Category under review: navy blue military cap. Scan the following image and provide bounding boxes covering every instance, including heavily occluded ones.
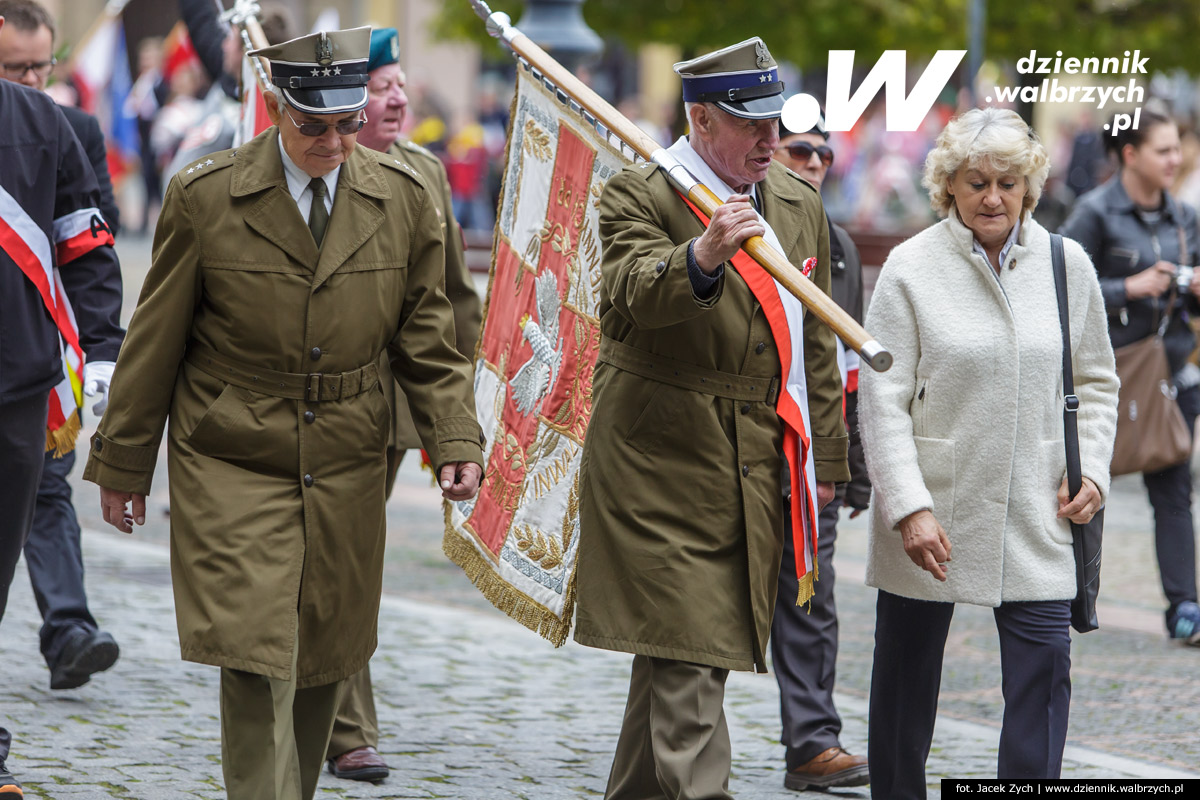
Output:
[675,37,785,120]
[250,26,371,115]
[369,27,400,72]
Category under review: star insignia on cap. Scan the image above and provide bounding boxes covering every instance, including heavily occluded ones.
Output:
[759,73,769,83]
[322,67,331,77]
[311,68,320,77]
[333,67,341,75]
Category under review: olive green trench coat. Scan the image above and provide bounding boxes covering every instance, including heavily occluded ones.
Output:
[574,160,849,673]
[83,130,483,687]
[380,139,482,452]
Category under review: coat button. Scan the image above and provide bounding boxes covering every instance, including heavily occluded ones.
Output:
[755,342,766,354]
[303,474,314,487]
[742,464,750,477]
[94,438,103,451]
[740,404,750,415]
[303,411,315,424]
[310,347,322,360]
[655,260,666,274]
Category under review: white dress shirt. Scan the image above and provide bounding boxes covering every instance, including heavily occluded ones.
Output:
[277,137,339,221]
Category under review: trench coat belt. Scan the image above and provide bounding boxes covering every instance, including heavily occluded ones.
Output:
[598,336,779,403]
[185,342,381,403]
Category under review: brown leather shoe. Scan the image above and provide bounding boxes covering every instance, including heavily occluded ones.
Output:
[784,746,869,791]
[327,746,389,782]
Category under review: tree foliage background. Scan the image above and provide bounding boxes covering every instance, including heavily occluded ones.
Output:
[436,0,1200,74]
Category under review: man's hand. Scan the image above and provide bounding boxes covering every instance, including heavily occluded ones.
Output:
[1057,476,1102,524]
[692,195,764,275]
[816,480,835,510]
[439,461,482,502]
[898,509,952,582]
[100,487,146,534]
[1124,261,1175,300]
[83,361,116,416]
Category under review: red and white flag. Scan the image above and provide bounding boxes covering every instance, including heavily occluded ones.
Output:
[0,185,110,454]
[442,70,628,644]
[235,53,272,146]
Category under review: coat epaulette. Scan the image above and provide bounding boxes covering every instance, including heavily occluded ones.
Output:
[176,149,238,187]
[630,160,662,180]
[398,138,437,161]
[373,148,427,189]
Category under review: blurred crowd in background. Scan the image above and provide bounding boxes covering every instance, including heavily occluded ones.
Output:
[31,1,1200,252]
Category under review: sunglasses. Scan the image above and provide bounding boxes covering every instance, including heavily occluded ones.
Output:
[283,106,365,137]
[779,141,834,167]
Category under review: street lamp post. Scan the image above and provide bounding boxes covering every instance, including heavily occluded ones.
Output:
[516,0,603,71]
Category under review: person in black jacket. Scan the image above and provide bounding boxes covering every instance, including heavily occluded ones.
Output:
[0,18,124,796]
[1060,108,1200,646]
[769,113,871,791]
[0,0,126,699]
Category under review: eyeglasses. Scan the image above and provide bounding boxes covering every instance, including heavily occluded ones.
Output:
[779,141,834,167]
[2,58,56,80]
[282,106,365,137]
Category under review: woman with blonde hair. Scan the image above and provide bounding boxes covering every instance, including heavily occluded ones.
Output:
[859,107,1119,797]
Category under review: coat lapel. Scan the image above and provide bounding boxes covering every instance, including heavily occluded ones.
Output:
[761,165,811,263]
[311,145,390,290]
[231,130,320,271]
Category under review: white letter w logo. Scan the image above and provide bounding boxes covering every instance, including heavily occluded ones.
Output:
[784,50,965,133]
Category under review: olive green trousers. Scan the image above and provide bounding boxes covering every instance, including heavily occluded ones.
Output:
[219,625,344,800]
[326,664,379,758]
[605,655,734,800]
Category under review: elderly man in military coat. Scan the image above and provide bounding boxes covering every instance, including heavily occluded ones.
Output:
[321,26,484,783]
[83,27,483,800]
[574,38,849,800]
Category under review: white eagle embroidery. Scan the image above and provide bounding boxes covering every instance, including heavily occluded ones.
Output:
[510,270,563,415]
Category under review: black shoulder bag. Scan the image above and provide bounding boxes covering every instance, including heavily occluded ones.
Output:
[1050,232,1102,633]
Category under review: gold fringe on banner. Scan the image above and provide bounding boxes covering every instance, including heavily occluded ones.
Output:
[442,506,577,647]
[45,413,81,458]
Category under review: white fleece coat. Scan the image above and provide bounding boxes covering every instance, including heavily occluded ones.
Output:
[860,214,1118,605]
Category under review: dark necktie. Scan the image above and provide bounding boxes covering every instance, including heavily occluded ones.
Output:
[308,177,329,247]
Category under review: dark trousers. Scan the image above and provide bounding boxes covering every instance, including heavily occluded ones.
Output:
[0,391,51,762]
[26,446,99,667]
[1143,383,1200,612]
[771,498,842,768]
[868,591,1072,799]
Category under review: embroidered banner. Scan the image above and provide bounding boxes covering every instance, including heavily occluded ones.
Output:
[443,71,629,645]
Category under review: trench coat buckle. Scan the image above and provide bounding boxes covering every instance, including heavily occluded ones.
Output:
[307,373,324,402]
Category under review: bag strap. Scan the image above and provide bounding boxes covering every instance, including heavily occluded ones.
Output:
[1051,233,1084,500]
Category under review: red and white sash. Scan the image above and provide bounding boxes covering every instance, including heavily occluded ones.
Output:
[666,137,821,604]
[0,183,110,454]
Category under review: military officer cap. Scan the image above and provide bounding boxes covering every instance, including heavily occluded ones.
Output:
[250,26,371,115]
[368,27,401,72]
[675,37,785,120]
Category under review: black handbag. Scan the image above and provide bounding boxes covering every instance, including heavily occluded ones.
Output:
[1050,233,1102,633]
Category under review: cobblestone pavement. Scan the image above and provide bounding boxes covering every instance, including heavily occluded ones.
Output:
[3,236,1198,798]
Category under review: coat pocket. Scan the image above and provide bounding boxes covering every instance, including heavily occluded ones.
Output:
[187,383,253,457]
[1040,438,1073,544]
[913,436,955,532]
[623,382,684,457]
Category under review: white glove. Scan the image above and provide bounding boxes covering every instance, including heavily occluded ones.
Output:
[83,361,116,416]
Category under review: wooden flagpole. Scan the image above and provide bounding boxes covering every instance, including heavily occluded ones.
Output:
[467,1,891,372]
